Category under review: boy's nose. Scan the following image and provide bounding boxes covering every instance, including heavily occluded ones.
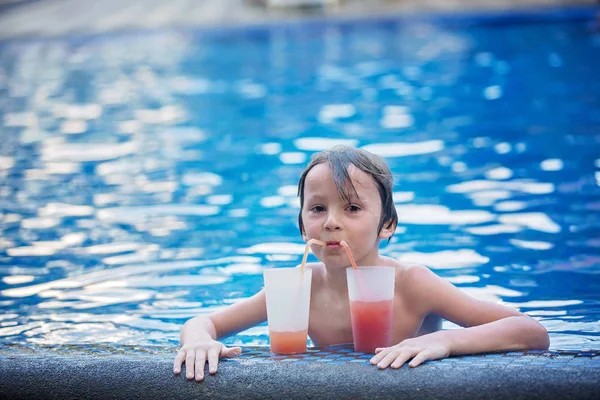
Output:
[324,213,342,231]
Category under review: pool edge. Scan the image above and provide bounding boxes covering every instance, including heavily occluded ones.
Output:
[0,3,598,44]
[1,344,599,399]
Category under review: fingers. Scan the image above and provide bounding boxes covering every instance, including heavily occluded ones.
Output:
[390,351,414,369]
[205,344,242,376]
[370,347,389,365]
[372,340,443,370]
[207,348,219,375]
[173,349,186,374]
[177,343,243,381]
[377,351,403,369]
[372,349,434,369]
[221,345,242,358]
[194,350,207,381]
[409,350,432,368]
[371,346,420,370]
[185,350,196,380]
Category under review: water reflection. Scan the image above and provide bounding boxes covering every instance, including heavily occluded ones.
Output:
[0,17,599,350]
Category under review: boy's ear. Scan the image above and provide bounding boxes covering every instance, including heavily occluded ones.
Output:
[301,231,307,242]
[378,220,396,240]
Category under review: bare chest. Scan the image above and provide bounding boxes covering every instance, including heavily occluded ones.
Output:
[307,296,354,347]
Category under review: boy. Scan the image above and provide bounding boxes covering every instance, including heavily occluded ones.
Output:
[174,145,549,381]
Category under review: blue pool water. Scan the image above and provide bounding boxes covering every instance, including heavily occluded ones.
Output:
[0,8,599,350]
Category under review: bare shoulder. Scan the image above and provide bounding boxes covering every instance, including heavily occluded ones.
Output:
[379,257,437,317]
[381,257,437,289]
[386,259,442,308]
[398,264,438,288]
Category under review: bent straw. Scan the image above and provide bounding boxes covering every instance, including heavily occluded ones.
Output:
[294,239,325,311]
[300,239,326,271]
[340,240,373,299]
[340,241,358,270]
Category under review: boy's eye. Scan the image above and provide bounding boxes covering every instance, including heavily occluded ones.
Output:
[310,205,326,212]
[347,204,361,213]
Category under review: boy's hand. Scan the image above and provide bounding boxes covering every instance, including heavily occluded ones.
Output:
[370,334,450,369]
[173,340,242,381]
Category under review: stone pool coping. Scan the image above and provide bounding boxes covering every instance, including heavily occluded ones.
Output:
[0,0,598,39]
[1,343,599,399]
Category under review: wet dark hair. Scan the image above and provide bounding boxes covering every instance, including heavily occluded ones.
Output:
[297,145,398,241]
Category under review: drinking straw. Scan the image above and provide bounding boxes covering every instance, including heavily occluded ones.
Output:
[300,239,326,271]
[340,241,358,270]
[340,240,373,299]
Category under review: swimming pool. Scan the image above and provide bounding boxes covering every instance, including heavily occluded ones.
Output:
[0,6,599,352]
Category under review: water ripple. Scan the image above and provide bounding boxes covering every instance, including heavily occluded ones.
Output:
[0,16,598,350]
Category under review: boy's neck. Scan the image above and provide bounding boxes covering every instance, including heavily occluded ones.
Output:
[323,266,350,295]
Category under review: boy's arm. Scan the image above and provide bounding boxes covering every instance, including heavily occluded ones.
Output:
[209,289,268,340]
[180,289,267,344]
[432,314,548,356]
[174,289,267,380]
[372,266,549,369]
[417,266,549,352]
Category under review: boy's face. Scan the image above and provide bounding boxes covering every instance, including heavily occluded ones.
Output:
[301,162,393,268]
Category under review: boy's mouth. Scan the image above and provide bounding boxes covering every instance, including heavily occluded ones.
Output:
[326,241,341,248]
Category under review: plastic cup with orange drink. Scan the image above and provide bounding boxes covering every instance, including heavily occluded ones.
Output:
[263,239,325,354]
